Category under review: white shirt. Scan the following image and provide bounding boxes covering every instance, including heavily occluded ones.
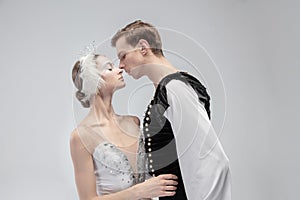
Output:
[164,80,231,200]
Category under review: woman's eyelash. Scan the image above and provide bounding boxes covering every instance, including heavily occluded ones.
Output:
[105,63,114,70]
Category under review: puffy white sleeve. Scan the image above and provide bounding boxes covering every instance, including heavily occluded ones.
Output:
[164,80,231,200]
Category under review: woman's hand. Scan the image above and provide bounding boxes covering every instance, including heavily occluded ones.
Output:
[135,174,178,199]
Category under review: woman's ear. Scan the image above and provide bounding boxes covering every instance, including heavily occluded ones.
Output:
[138,39,150,55]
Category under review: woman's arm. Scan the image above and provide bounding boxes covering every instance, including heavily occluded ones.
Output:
[70,129,177,200]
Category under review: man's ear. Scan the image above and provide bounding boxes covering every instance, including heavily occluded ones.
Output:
[138,39,150,55]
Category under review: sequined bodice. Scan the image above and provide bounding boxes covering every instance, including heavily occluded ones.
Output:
[92,139,146,195]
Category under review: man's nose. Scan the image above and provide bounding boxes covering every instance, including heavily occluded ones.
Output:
[119,61,125,69]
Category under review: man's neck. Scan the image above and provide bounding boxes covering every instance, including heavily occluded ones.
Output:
[144,56,179,88]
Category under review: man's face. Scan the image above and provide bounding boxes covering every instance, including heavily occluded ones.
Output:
[115,36,144,79]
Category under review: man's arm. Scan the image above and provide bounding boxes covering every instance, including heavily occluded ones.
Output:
[164,80,231,200]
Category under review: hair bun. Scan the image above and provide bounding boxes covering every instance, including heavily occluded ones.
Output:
[75,90,90,108]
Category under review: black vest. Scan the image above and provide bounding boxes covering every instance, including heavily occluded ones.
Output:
[142,72,210,200]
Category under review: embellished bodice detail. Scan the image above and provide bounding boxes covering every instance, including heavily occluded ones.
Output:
[92,136,147,195]
[143,100,178,175]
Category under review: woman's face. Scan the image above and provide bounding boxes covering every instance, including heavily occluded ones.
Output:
[96,55,125,93]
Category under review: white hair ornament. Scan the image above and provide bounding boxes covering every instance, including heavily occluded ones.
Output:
[76,41,105,103]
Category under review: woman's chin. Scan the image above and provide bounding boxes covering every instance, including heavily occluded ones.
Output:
[116,83,126,90]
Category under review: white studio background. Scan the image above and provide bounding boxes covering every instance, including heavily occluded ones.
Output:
[0,0,299,200]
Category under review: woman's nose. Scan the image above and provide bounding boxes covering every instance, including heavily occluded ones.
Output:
[118,68,123,74]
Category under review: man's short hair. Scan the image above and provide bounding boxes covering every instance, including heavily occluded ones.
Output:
[111,20,164,56]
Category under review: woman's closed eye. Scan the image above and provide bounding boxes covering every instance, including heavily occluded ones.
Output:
[105,62,114,71]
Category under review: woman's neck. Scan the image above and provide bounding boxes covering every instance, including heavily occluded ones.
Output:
[87,93,116,125]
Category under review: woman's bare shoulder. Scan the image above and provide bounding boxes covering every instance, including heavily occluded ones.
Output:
[119,115,140,126]
[130,115,140,126]
[70,127,85,148]
[70,126,95,148]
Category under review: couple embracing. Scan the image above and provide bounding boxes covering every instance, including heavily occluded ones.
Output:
[70,20,231,200]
